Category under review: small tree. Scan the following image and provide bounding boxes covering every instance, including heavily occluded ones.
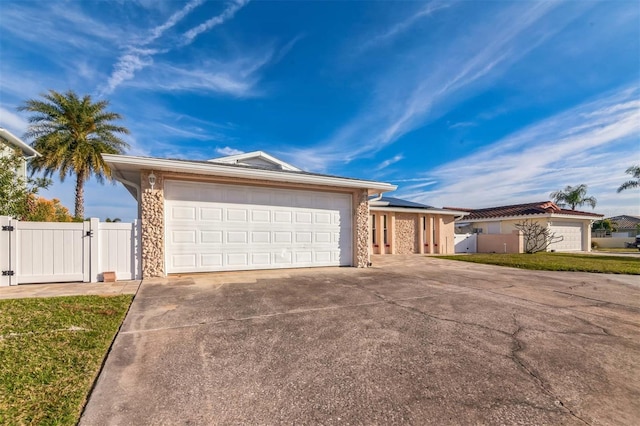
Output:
[25,196,74,222]
[0,153,50,219]
[515,219,564,253]
[550,184,597,210]
[617,165,640,193]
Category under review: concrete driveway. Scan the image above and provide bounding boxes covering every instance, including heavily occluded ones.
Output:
[81,256,640,425]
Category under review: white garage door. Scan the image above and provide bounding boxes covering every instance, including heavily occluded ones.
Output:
[164,180,353,273]
[548,222,583,252]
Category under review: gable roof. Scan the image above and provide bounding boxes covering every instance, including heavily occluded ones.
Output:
[208,151,300,171]
[103,154,397,200]
[447,201,603,221]
[370,196,435,209]
[607,215,640,229]
[0,128,40,157]
[369,195,469,216]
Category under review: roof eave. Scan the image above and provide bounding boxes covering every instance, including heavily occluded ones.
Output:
[370,206,470,216]
[0,128,40,157]
[103,154,397,193]
[460,212,603,222]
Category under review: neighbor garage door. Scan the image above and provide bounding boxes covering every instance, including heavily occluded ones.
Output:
[548,222,583,251]
[164,180,353,273]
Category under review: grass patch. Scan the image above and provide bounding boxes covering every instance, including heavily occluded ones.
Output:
[0,295,133,425]
[438,252,640,275]
[594,247,640,253]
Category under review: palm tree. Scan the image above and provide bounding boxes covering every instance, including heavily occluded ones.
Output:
[19,90,130,219]
[550,184,597,210]
[617,165,640,193]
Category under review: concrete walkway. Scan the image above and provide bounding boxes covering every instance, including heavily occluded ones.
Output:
[0,280,140,299]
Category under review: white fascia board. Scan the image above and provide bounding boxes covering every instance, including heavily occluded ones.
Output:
[370,206,469,216]
[548,213,603,220]
[460,213,602,223]
[0,128,40,157]
[103,154,396,193]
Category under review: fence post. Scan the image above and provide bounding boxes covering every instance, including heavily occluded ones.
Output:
[0,216,11,286]
[133,219,141,280]
[82,220,91,282]
[89,218,100,282]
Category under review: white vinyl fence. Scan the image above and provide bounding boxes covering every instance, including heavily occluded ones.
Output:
[454,233,477,253]
[0,216,140,286]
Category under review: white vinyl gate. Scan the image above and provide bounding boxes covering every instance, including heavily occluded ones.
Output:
[0,216,140,286]
[454,233,477,253]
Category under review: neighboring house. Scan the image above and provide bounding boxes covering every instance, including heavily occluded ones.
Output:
[104,151,396,277]
[606,215,640,237]
[451,201,603,252]
[0,128,40,180]
[369,196,467,255]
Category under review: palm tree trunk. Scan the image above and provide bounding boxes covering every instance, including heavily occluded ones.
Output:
[75,174,85,220]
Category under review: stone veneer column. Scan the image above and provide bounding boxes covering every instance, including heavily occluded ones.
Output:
[141,170,165,277]
[354,189,370,267]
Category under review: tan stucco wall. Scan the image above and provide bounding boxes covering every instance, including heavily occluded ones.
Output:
[141,170,165,278]
[436,216,455,254]
[395,212,417,254]
[477,231,523,253]
[370,211,457,256]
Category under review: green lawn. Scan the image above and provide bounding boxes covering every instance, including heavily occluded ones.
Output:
[594,247,640,253]
[0,295,133,425]
[438,252,640,275]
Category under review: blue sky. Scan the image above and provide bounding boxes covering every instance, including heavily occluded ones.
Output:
[1,0,638,222]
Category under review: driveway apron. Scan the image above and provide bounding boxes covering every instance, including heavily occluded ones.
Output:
[80,256,640,425]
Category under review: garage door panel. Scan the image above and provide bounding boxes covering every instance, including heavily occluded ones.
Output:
[251,210,271,222]
[251,253,271,265]
[227,209,248,222]
[274,211,292,223]
[295,211,312,224]
[201,253,223,267]
[170,206,196,220]
[200,208,222,221]
[171,230,196,244]
[548,222,583,251]
[172,254,197,268]
[251,231,270,243]
[165,180,352,273]
[201,231,222,244]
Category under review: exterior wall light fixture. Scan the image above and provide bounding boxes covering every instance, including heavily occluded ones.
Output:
[149,171,156,190]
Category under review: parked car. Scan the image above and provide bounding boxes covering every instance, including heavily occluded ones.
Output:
[626,235,640,251]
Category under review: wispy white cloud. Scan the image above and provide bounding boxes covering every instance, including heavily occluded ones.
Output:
[182,0,250,44]
[125,56,263,96]
[0,106,29,135]
[287,1,577,171]
[0,3,127,53]
[449,121,476,129]
[376,154,404,170]
[102,0,250,95]
[404,87,640,216]
[361,1,451,50]
[215,146,244,156]
[104,49,160,95]
[145,0,206,44]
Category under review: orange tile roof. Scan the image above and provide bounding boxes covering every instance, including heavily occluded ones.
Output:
[446,201,603,220]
